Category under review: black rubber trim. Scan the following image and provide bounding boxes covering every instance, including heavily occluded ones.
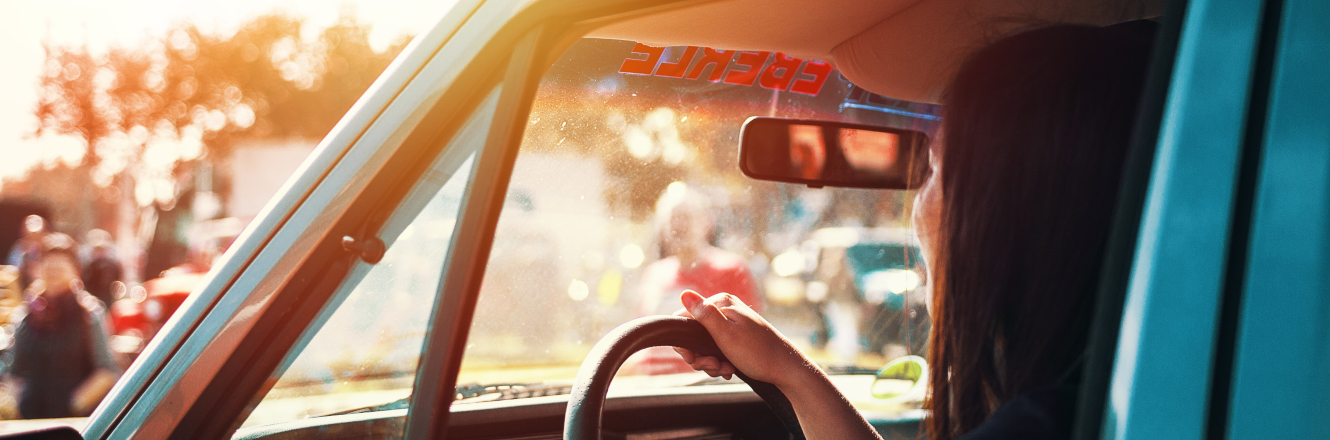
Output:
[1070,1,1191,439]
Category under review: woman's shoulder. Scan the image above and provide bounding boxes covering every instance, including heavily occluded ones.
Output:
[960,383,1078,440]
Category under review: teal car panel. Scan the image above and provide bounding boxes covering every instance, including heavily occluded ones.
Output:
[1105,0,1265,439]
[1226,0,1330,438]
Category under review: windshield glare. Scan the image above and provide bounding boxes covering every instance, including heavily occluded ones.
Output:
[235,39,940,430]
[457,38,938,403]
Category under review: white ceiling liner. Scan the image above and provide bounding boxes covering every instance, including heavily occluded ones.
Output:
[590,0,1162,103]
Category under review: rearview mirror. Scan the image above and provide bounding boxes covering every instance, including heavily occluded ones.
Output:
[739,117,930,189]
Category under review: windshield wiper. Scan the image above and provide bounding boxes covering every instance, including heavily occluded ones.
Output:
[317,396,410,417]
[821,365,879,376]
[315,382,574,418]
[454,382,572,401]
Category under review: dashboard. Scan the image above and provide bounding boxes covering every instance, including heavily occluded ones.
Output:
[233,386,922,440]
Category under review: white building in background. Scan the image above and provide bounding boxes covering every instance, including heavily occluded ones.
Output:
[225,138,319,221]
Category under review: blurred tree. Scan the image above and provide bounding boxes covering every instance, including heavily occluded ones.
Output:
[35,12,409,174]
[24,11,410,279]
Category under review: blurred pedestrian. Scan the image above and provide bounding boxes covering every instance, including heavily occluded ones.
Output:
[81,229,124,305]
[0,265,23,337]
[5,215,48,290]
[628,186,760,375]
[638,187,761,317]
[6,233,121,419]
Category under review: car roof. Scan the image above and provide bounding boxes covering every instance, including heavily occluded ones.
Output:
[589,0,1163,103]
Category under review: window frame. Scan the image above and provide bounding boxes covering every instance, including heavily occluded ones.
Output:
[234,89,494,431]
[1099,0,1280,439]
[82,0,509,437]
[1223,0,1330,437]
[82,1,711,439]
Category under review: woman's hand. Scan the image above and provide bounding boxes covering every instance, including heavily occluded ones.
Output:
[673,290,883,440]
[672,290,813,388]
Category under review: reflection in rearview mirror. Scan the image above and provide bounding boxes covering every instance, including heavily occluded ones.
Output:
[739,117,930,189]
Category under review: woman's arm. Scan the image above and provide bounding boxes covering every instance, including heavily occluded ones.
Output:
[675,290,882,440]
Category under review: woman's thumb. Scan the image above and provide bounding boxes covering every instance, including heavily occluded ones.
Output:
[681,290,719,324]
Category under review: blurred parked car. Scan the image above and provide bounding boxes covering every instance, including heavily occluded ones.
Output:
[785,227,929,360]
[108,218,243,356]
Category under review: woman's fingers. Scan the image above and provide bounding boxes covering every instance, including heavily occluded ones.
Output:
[674,347,696,363]
[688,356,736,376]
[681,290,738,325]
[701,367,735,379]
[691,356,721,371]
[676,347,737,375]
[701,361,735,378]
[676,291,780,382]
[711,292,745,308]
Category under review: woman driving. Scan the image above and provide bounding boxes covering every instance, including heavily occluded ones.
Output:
[674,23,1156,440]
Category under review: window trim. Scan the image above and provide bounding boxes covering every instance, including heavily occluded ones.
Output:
[89,0,715,437]
[86,0,519,437]
[233,88,495,430]
[404,26,550,440]
[81,0,495,435]
[1101,0,1271,438]
[1071,2,1190,439]
[1223,0,1330,437]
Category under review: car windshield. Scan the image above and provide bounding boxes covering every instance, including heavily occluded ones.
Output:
[456,38,938,413]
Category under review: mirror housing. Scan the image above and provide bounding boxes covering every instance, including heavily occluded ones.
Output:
[739,117,930,189]
[871,355,929,401]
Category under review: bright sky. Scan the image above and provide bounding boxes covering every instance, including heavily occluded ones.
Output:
[0,0,460,182]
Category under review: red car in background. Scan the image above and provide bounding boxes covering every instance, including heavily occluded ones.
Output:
[109,218,242,356]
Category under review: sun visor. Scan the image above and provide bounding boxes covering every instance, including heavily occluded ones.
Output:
[833,0,1163,103]
[591,0,1162,103]
[590,0,925,60]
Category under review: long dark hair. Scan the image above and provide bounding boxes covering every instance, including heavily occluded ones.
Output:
[925,24,1155,439]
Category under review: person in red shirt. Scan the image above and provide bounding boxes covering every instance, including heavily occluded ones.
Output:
[628,187,760,375]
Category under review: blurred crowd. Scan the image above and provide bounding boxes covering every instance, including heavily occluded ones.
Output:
[0,213,238,420]
[0,215,124,419]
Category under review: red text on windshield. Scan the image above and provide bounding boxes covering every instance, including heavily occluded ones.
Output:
[619,43,833,96]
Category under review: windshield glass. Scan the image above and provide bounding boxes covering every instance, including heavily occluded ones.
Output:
[458,38,938,414]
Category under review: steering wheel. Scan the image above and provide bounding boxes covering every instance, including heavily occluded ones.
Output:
[563,315,806,440]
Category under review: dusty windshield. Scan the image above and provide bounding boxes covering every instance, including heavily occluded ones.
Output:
[458,38,938,413]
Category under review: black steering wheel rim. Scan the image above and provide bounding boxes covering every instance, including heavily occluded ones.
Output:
[563,315,805,440]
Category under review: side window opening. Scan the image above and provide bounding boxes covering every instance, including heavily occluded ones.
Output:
[231,87,501,436]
